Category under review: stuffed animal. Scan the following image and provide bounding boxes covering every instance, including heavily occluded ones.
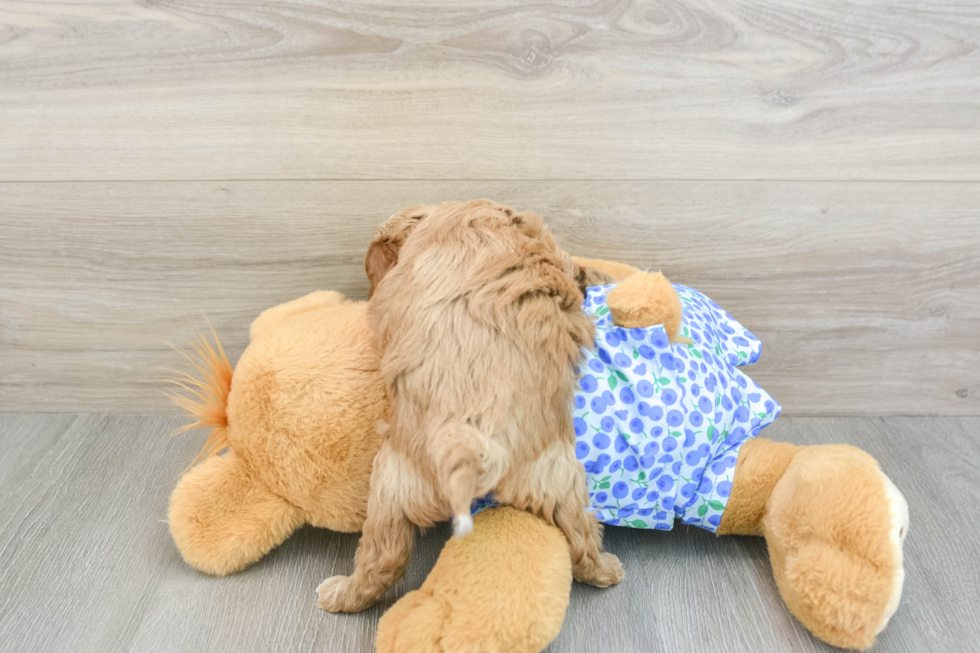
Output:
[168,259,907,652]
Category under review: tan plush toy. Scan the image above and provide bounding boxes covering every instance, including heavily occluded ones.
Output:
[169,259,907,652]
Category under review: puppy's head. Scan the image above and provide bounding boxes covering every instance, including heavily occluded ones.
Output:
[366,200,613,299]
[467,201,614,294]
[365,205,434,297]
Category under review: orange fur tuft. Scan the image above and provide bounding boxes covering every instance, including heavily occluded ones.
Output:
[166,325,233,467]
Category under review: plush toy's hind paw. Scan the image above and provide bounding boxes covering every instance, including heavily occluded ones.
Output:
[873,472,909,636]
[764,445,909,650]
[375,588,456,653]
[376,507,571,653]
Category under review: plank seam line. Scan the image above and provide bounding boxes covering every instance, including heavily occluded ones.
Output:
[2,178,979,184]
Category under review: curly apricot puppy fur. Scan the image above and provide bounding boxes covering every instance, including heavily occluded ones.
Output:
[366,205,614,298]
[317,200,624,613]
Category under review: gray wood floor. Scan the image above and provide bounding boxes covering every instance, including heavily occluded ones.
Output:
[0,414,977,653]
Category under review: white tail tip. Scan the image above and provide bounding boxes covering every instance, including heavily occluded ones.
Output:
[453,513,473,538]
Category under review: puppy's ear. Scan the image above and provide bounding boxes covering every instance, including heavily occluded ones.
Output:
[574,263,616,295]
[365,237,400,298]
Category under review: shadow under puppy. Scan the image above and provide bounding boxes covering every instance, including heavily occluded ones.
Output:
[317,199,625,612]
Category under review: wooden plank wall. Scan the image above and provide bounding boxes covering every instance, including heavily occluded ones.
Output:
[1,1,978,415]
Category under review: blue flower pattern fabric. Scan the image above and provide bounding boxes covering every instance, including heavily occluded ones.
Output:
[574,284,780,532]
[470,283,780,533]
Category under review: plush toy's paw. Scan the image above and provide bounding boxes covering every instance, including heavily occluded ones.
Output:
[376,507,572,653]
[168,451,304,576]
[316,575,377,613]
[375,589,446,653]
[573,551,625,588]
[763,445,909,650]
[874,471,910,636]
[606,271,685,342]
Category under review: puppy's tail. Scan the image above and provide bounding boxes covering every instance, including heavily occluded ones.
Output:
[435,422,504,538]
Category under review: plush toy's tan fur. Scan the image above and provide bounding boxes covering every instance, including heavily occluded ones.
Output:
[169,255,906,652]
[168,292,386,575]
[572,257,686,343]
[376,507,572,653]
[168,329,233,463]
[719,440,908,650]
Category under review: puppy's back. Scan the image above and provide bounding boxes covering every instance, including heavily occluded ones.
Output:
[369,200,593,532]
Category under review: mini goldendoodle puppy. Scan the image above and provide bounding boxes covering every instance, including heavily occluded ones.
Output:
[317,200,624,613]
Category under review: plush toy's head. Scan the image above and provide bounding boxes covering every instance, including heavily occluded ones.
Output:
[168,292,387,576]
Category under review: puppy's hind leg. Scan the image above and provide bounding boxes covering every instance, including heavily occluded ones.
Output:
[513,443,625,588]
[316,443,418,613]
[556,487,624,587]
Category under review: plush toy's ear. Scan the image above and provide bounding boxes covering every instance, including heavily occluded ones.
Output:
[365,237,401,298]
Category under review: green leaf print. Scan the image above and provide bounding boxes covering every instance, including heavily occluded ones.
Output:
[709,500,725,510]
[629,520,647,528]
[707,425,715,442]
[614,370,629,382]
[599,482,611,490]
[690,348,703,359]
[608,375,618,390]
[698,504,709,517]
[596,305,610,315]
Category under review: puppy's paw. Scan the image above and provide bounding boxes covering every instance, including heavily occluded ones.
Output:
[574,551,625,588]
[316,575,350,612]
[316,575,376,613]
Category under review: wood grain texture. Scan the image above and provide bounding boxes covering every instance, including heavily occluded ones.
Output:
[1,1,979,181]
[2,180,978,415]
[0,415,977,652]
